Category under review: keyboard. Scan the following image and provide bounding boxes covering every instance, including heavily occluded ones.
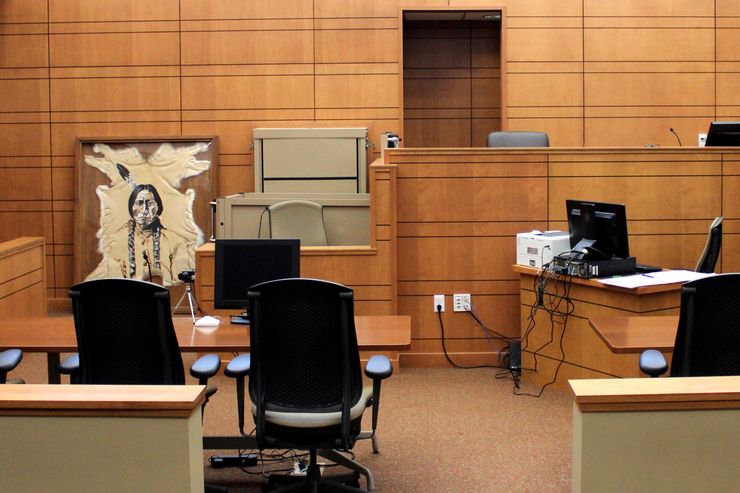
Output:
[635,263,662,274]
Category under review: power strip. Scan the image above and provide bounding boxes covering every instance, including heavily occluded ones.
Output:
[209,454,258,468]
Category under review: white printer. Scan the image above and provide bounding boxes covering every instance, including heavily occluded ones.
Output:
[516,231,571,268]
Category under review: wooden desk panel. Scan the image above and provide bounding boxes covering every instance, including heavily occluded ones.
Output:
[515,265,681,390]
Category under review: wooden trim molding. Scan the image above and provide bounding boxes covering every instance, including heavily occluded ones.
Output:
[0,385,206,418]
[570,376,740,412]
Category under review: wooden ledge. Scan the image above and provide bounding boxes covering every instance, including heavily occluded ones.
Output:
[0,237,44,260]
[0,385,206,418]
[570,376,740,412]
[196,243,376,256]
[513,264,684,295]
[300,245,377,256]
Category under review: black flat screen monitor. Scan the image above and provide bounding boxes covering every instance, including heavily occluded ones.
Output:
[214,239,300,323]
[705,122,740,146]
[566,200,630,260]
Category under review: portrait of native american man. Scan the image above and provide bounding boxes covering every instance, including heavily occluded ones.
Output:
[83,142,211,286]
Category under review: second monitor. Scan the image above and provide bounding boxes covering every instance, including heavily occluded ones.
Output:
[214,238,300,324]
[566,199,629,260]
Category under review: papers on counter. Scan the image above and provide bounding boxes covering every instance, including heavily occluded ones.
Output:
[597,270,714,289]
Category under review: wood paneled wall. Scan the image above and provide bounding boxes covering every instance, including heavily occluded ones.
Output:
[388,147,739,367]
[403,20,501,148]
[0,0,739,307]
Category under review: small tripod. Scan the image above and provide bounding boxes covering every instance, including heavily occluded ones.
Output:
[174,270,198,322]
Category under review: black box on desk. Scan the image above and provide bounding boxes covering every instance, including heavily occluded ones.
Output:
[553,256,636,279]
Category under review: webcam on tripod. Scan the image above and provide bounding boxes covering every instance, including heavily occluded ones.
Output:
[178,270,195,283]
[174,270,198,321]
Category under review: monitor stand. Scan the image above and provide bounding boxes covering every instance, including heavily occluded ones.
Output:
[572,238,596,255]
[230,312,250,325]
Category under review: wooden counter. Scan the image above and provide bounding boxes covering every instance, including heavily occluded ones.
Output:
[571,376,740,492]
[0,385,206,492]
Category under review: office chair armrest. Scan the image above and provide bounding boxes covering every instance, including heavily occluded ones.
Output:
[0,348,22,374]
[364,355,392,380]
[639,349,668,377]
[190,353,221,381]
[363,355,392,449]
[58,353,79,375]
[224,354,251,435]
[224,353,251,378]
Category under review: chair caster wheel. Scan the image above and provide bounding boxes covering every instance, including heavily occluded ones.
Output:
[345,472,361,487]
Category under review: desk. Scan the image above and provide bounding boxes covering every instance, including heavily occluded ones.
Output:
[0,315,411,383]
[589,316,678,353]
[514,265,681,389]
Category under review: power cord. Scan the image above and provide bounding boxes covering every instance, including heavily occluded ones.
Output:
[436,308,507,370]
[257,206,269,238]
[515,260,576,397]
[463,303,524,384]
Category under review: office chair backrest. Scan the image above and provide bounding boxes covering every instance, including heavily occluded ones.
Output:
[670,274,740,377]
[487,131,549,147]
[247,278,362,447]
[695,216,723,273]
[69,278,185,385]
[268,200,328,246]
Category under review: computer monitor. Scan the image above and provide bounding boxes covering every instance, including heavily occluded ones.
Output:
[705,122,740,146]
[566,200,629,260]
[214,238,300,323]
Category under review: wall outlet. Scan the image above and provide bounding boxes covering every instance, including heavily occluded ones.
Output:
[453,293,471,312]
[433,294,445,312]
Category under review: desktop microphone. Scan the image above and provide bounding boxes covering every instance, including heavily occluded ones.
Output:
[669,128,683,146]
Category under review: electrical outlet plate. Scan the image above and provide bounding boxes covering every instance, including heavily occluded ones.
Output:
[433,294,445,312]
[453,293,471,312]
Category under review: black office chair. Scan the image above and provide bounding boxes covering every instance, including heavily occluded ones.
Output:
[0,348,22,384]
[695,216,723,273]
[63,278,220,391]
[487,131,549,147]
[640,274,740,377]
[224,278,393,492]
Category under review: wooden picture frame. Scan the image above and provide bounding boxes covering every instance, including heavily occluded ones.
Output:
[74,136,218,286]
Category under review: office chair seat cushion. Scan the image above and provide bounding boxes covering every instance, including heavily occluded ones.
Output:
[639,349,668,377]
[253,385,372,428]
[0,348,22,372]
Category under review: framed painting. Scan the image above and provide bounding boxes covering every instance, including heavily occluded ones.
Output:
[74,136,218,287]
